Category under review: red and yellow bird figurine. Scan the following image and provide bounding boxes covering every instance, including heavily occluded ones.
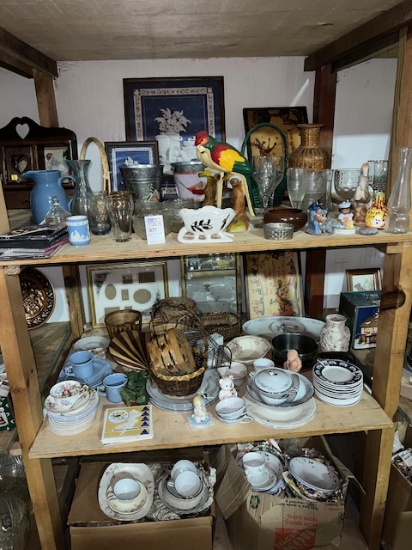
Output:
[195,131,255,217]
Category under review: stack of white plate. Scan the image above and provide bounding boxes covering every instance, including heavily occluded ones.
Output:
[312,359,363,407]
[288,456,341,498]
[45,388,99,435]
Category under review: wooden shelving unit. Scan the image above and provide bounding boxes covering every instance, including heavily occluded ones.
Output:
[0,227,411,549]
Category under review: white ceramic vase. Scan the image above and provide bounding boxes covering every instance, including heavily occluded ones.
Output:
[319,314,350,352]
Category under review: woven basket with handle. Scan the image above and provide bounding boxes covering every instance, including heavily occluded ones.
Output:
[80,136,111,193]
[147,305,208,396]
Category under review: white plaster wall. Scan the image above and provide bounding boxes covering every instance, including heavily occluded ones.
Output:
[0,57,314,322]
[323,57,398,309]
[0,55,398,319]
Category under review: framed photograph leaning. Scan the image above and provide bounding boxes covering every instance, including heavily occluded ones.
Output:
[86,261,168,327]
[104,141,159,191]
[346,268,382,292]
[123,76,225,170]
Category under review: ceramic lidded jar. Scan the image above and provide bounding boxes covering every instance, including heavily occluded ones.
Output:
[319,314,351,352]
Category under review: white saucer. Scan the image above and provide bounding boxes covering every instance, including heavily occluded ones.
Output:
[98,463,154,521]
[107,483,148,515]
[247,467,277,492]
[74,336,110,353]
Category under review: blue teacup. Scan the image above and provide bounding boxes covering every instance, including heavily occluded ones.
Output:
[98,373,128,403]
[65,350,94,380]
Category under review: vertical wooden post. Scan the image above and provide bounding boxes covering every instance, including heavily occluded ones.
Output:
[33,69,59,127]
[305,65,337,317]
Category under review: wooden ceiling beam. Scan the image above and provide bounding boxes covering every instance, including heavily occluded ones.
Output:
[0,26,57,78]
[304,0,412,72]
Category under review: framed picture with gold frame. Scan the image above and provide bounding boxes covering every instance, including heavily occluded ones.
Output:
[346,268,382,292]
[242,106,308,160]
[86,261,168,327]
[244,251,304,319]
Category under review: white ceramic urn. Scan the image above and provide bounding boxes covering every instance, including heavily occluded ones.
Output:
[319,314,351,352]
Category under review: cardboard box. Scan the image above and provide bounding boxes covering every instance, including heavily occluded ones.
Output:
[68,462,213,550]
[339,291,381,350]
[382,461,412,550]
[213,437,353,550]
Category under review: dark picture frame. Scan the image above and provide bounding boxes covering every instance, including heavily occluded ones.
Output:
[123,76,225,170]
[346,268,382,292]
[0,116,78,209]
[105,140,159,191]
[242,106,308,161]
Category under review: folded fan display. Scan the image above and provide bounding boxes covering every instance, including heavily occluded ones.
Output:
[312,359,363,406]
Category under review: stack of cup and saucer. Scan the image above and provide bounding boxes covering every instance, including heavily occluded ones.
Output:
[241,451,279,493]
[98,463,154,521]
[215,396,252,425]
[158,460,209,514]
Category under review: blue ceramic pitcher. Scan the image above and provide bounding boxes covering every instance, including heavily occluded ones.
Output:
[26,170,73,224]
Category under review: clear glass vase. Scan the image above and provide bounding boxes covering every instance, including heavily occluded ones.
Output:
[66,159,93,217]
[385,147,412,234]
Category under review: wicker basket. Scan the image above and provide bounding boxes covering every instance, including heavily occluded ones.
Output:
[104,310,143,339]
[152,297,197,322]
[147,306,208,396]
[80,136,111,193]
[203,312,242,341]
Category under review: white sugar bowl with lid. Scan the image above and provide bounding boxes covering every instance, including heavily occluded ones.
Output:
[252,368,294,405]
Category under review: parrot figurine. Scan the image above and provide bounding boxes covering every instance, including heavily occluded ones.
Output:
[195,131,255,217]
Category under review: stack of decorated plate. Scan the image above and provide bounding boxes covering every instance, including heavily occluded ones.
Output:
[312,359,363,407]
[287,456,341,500]
[44,381,99,435]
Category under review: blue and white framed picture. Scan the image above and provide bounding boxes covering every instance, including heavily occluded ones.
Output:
[123,76,225,171]
[105,141,159,191]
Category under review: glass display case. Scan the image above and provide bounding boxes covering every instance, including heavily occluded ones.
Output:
[181,253,241,315]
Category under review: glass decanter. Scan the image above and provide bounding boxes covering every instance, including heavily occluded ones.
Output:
[44,195,71,226]
[66,159,93,217]
[385,147,412,234]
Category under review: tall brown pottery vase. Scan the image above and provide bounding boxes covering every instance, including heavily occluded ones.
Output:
[288,124,330,172]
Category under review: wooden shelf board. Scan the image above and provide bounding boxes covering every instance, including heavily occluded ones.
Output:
[29,389,392,460]
[0,322,71,455]
[2,229,412,267]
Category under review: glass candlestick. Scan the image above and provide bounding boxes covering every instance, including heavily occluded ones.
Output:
[385,147,412,234]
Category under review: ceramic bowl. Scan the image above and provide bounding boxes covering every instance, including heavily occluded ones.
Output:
[253,368,293,395]
[174,470,202,498]
[171,460,198,481]
[48,380,85,412]
[272,333,318,370]
[263,208,308,232]
[215,396,246,419]
[225,336,272,367]
[217,362,248,387]
[257,389,290,406]
[177,205,236,242]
